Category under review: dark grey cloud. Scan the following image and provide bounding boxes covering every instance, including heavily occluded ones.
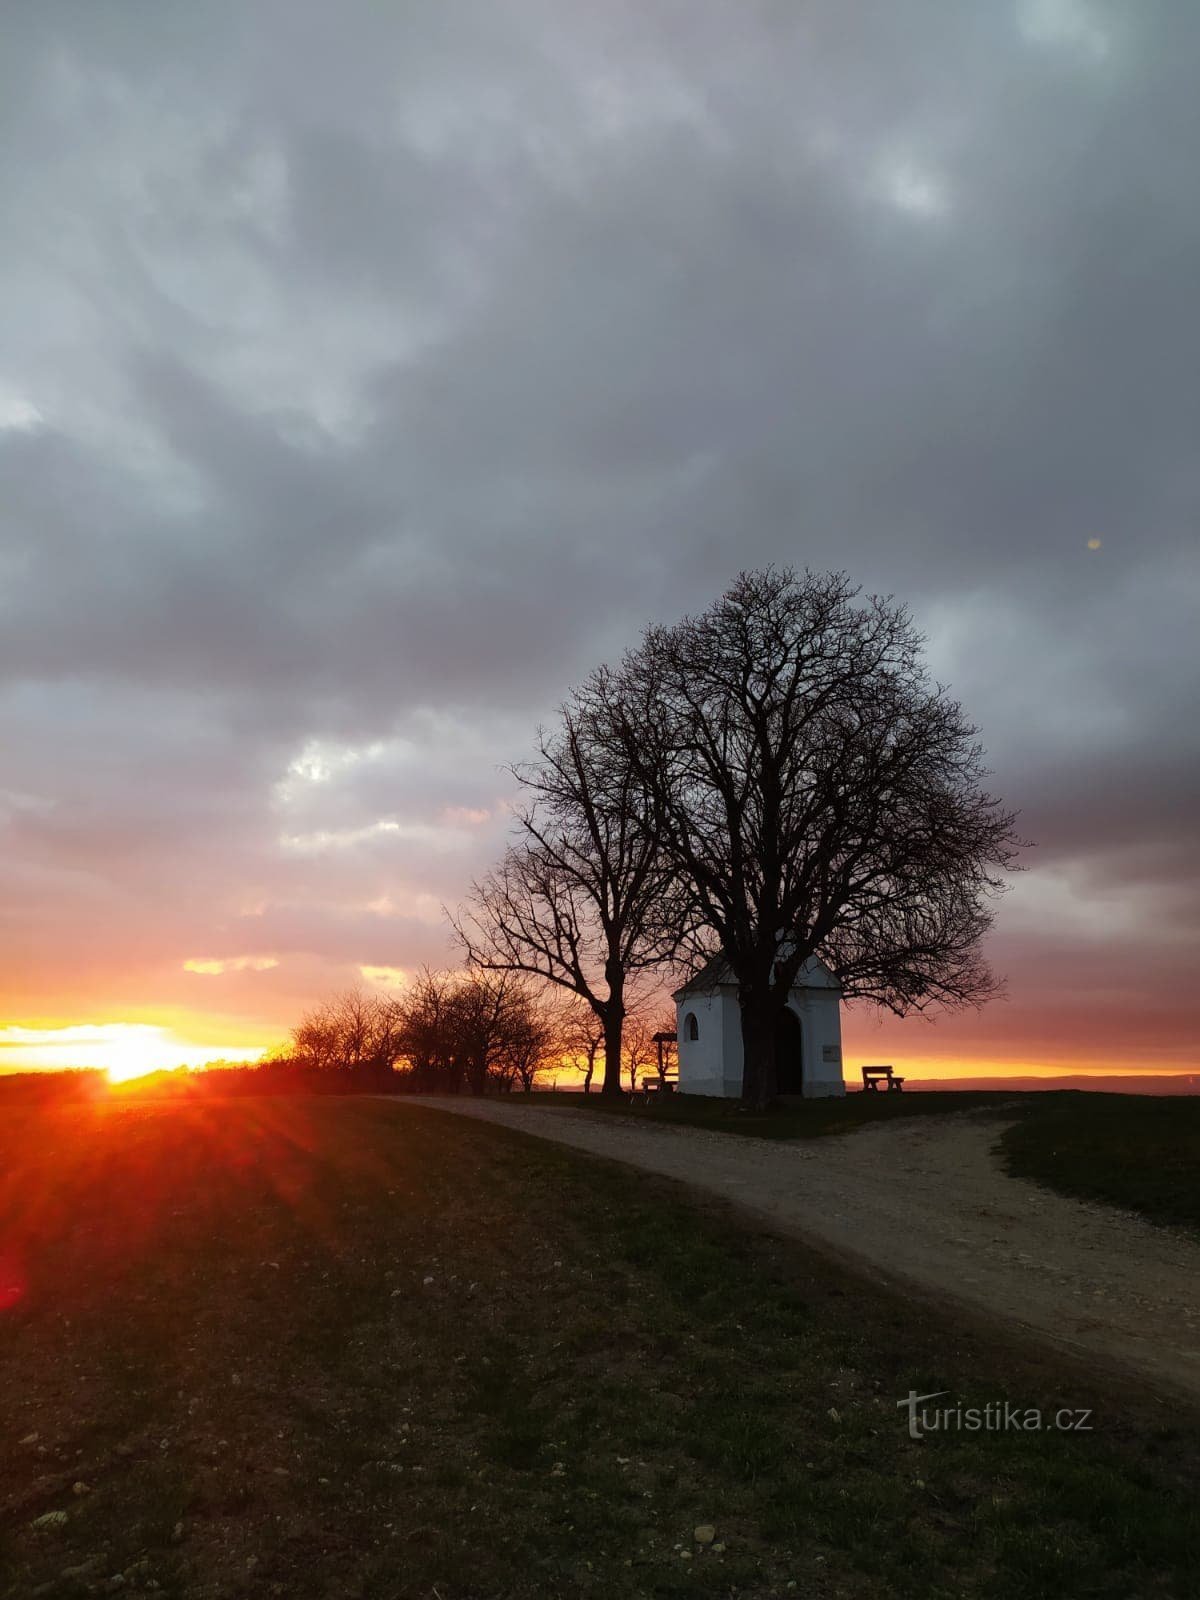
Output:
[1,0,1196,1067]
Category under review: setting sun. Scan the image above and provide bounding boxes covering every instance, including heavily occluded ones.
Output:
[103,1029,177,1083]
[0,1022,265,1083]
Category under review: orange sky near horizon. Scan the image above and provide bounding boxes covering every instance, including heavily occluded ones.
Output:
[0,1016,276,1081]
[2,1000,1194,1086]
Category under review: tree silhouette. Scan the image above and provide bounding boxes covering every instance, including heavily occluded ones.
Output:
[453,700,678,1098]
[596,568,1023,1109]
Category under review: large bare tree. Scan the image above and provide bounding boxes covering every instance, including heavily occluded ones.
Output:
[453,701,678,1098]
[597,568,1023,1109]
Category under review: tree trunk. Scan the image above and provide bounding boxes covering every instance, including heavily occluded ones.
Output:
[600,1006,625,1098]
[739,988,778,1111]
[600,960,627,1099]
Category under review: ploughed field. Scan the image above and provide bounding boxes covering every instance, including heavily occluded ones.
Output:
[1,1096,1197,1599]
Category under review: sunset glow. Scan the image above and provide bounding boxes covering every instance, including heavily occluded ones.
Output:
[0,1001,1195,1090]
[0,1023,268,1083]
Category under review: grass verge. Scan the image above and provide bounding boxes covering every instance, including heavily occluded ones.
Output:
[529,1086,1026,1138]
[1000,1093,1200,1233]
[1,1097,1196,1599]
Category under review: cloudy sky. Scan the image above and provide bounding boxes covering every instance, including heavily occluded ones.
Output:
[1,0,1196,1079]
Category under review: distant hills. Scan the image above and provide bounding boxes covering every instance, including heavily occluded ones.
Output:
[899,1073,1200,1096]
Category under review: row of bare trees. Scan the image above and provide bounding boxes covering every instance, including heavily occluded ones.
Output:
[281,977,673,1095]
[454,567,1023,1109]
[394,970,559,1094]
[283,977,552,1095]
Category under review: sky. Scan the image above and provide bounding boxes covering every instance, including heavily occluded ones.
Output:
[1,0,1196,1082]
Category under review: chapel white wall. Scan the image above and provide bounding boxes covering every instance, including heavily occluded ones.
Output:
[676,980,846,1099]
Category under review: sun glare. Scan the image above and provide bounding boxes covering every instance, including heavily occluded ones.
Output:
[105,1033,173,1083]
[0,1022,265,1082]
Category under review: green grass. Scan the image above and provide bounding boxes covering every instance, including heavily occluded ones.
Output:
[1,1097,1196,1598]
[1000,1093,1200,1233]
[531,1086,1027,1138]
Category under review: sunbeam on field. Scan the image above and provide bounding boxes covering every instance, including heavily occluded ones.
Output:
[0,1023,262,1082]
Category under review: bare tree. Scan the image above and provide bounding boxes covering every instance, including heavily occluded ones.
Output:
[499,990,561,1093]
[621,1010,658,1093]
[393,969,559,1095]
[332,989,404,1082]
[290,988,403,1088]
[559,1002,605,1093]
[444,971,521,1097]
[290,998,343,1073]
[453,700,678,1098]
[599,568,1024,1109]
[396,968,463,1092]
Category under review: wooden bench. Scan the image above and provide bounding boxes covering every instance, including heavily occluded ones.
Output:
[640,1073,678,1100]
[861,1064,905,1093]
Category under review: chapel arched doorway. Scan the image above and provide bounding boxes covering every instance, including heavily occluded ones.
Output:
[775,1007,804,1095]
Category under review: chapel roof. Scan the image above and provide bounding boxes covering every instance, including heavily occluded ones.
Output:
[671,954,730,999]
[672,951,841,1000]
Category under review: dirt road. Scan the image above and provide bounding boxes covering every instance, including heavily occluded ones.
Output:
[390,1097,1200,1402]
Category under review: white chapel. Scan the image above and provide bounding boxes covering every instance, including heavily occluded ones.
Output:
[673,955,846,1098]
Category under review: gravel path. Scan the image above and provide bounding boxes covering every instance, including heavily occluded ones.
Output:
[389,1097,1200,1402]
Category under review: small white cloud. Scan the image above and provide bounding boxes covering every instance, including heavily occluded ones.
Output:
[879,157,949,220]
[443,804,491,826]
[183,955,279,975]
[279,816,474,855]
[272,737,392,806]
[360,965,409,989]
[279,819,408,853]
[1018,0,1111,63]
[0,386,43,431]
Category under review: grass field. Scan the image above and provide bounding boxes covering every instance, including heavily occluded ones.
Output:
[2,1097,1197,1599]
[534,1086,1029,1139]
[1000,1094,1200,1233]
[541,1091,1200,1231]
